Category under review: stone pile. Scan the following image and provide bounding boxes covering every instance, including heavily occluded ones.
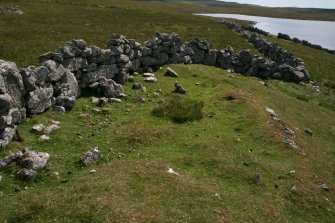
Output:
[0,147,50,182]
[1,31,311,149]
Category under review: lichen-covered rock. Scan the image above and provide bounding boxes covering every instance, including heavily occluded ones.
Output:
[43,60,67,82]
[0,60,25,110]
[16,168,38,182]
[81,65,119,85]
[54,70,79,109]
[26,87,54,114]
[32,124,45,133]
[80,147,101,165]
[44,124,60,135]
[0,151,23,167]
[19,149,50,171]
[0,126,17,150]
[98,77,124,98]
[63,57,88,72]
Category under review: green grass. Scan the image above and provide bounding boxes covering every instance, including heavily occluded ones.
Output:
[0,0,335,222]
[1,64,334,222]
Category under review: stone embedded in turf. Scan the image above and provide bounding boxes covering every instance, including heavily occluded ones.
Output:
[174,82,186,94]
[16,168,37,182]
[165,67,178,77]
[0,151,23,168]
[19,149,50,171]
[80,147,102,165]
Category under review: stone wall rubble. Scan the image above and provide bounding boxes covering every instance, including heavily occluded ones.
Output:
[219,20,309,81]
[0,32,310,149]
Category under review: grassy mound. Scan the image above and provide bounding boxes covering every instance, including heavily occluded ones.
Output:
[152,95,204,123]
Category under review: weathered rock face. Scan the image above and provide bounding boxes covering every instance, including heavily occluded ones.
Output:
[0,60,26,150]
[0,60,25,111]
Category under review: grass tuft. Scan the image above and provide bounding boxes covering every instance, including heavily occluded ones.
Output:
[152,94,204,123]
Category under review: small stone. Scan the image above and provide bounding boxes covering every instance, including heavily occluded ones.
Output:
[288,170,296,175]
[44,124,60,135]
[0,175,2,183]
[142,73,155,77]
[195,82,200,85]
[39,135,50,141]
[214,193,221,199]
[284,127,295,136]
[50,120,61,125]
[0,151,23,168]
[80,147,101,165]
[78,113,93,119]
[305,128,313,136]
[15,186,21,192]
[144,76,158,83]
[254,172,262,185]
[92,97,99,104]
[128,76,134,82]
[98,97,109,106]
[167,168,180,176]
[319,183,330,192]
[32,124,45,133]
[132,83,143,90]
[135,95,145,103]
[266,107,278,117]
[174,82,186,94]
[53,172,60,178]
[16,168,37,182]
[284,139,298,149]
[89,169,97,174]
[109,98,122,103]
[165,67,178,77]
[51,105,66,114]
[153,92,160,97]
[118,93,128,98]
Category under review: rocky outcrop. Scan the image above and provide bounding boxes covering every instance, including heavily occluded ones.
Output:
[0,31,311,149]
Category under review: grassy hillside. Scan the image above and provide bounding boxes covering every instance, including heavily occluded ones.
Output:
[135,0,335,21]
[0,0,335,222]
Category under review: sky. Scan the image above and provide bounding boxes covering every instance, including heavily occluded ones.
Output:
[219,0,335,9]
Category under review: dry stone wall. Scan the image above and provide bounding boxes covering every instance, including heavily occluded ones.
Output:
[219,20,309,81]
[0,32,310,149]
